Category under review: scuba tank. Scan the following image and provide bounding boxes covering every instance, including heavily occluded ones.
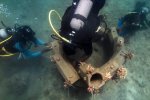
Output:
[0,29,8,39]
[0,27,13,39]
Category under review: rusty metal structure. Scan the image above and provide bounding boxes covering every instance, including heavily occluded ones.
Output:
[50,26,132,93]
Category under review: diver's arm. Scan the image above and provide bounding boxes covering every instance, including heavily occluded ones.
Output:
[91,0,106,15]
[21,48,51,59]
[123,12,138,22]
[14,42,51,59]
[21,50,42,58]
[14,42,25,52]
[14,42,42,58]
[31,37,46,46]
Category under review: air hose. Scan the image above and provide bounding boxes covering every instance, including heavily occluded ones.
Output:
[0,36,12,45]
[48,10,71,44]
[0,36,15,57]
[0,47,15,57]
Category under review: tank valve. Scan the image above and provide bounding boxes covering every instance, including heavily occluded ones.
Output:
[86,64,95,74]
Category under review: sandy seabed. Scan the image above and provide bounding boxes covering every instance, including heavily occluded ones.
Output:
[0,0,150,100]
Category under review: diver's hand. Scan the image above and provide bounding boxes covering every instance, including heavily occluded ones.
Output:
[44,43,49,46]
[41,48,51,53]
[34,42,51,48]
[44,42,52,48]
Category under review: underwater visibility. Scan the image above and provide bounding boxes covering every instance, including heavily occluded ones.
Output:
[0,0,150,100]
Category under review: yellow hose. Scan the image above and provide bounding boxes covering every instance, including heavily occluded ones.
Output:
[48,10,71,44]
[0,53,15,57]
[0,36,15,57]
[0,47,15,57]
[0,36,12,45]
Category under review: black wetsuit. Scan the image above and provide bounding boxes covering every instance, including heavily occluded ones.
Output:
[60,0,106,56]
[121,12,150,32]
[2,26,35,53]
[0,26,46,59]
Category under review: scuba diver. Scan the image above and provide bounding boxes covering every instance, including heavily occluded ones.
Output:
[117,1,150,36]
[60,0,106,62]
[0,24,51,59]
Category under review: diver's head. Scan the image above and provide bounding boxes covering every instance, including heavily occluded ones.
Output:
[5,27,14,35]
[19,25,35,36]
[17,25,35,41]
[140,7,149,14]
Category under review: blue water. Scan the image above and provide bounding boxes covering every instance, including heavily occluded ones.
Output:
[0,0,150,100]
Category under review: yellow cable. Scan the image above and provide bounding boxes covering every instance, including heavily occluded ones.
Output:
[48,10,71,44]
[0,47,15,57]
[0,54,15,57]
[0,36,12,45]
[0,36,15,57]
